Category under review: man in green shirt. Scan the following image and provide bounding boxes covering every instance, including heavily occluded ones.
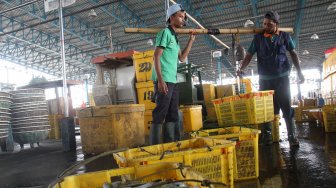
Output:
[150,4,195,145]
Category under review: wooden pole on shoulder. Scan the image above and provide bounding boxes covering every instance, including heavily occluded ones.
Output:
[125,27,294,34]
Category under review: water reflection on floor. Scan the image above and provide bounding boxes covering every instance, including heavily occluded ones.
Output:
[235,120,336,188]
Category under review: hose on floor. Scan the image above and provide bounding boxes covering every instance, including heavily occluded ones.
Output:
[48,147,128,188]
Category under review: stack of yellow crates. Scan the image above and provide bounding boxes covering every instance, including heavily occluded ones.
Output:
[202,84,217,122]
[216,84,236,98]
[322,50,336,105]
[322,105,336,132]
[48,114,63,139]
[133,50,155,136]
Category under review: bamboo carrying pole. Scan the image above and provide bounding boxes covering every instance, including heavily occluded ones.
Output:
[168,0,229,49]
[125,28,294,35]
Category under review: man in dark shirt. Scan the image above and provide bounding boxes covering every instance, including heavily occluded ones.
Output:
[239,11,304,147]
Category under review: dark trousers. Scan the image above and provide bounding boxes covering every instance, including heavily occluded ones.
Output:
[152,82,179,124]
[259,76,294,119]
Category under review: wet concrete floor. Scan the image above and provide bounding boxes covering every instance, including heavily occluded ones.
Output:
[237,121,336,188]
[0,120,335,188]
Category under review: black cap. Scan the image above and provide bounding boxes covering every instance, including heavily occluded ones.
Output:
[265,11,280,23]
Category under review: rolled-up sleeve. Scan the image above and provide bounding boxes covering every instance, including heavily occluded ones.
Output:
[286,35,295,51]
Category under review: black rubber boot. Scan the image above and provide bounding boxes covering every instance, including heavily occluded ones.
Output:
[163,122,175,143]
[285,118,300,147]
[149,124,162,145]
[261,122,273,145]
[175,110,184,141]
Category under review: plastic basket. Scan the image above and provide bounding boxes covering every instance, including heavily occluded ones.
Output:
[294,106,316,122]
[113,138,235,188]
[322,105,336,132]
[192,126,260,181]
[12,96,46,104]
[0,115,10,122]
[213,91,274,127]
[54,163,211,188]
[0,108,10,114]
[0,100,12,109]
[272,115,281,142]
[0,132,8,139]
[0,91,11,98]
[11,109,49,118]
[10,88,44,95]
[213,98,235,126]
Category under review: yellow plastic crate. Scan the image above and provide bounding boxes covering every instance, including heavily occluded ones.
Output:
[77,105,145,155]
[233,91,274,124]
[133,50,155,59]
[239,78,253,93]
[294,106,316,122]
[135,81,156,110]
[192,126,260,181]
[202,84,216,104]
[213,91,274,126]
[213,98,235,126]
[54,162,208,188]
[206,103,218,122]
[133,57,154,82]
[272,115,281,142]
[216,84,236,98]
[322,105,336,132]
[113,138,235,188]
[144,110,152,136]
[180,105,203,132]
[48,114,63,139]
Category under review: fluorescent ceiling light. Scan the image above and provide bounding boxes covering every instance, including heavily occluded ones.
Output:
[310,34,319,40]
[147,39,153,46]
[327,2,336,12]
[303,50,310,55]
[244,19,254,28]
[88,9,97,18]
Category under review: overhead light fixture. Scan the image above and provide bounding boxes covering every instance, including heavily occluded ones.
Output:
[88,9,97,18]
[303,50,310,55]
[310,34,319,40]
[327,2,336,12]
[147,39,153,46]
[244,19,254,28]
[212,50,222,58]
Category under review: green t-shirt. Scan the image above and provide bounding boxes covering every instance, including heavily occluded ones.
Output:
[151,26,180,83]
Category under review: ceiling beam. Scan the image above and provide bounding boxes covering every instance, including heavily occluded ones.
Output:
[293,0,307,45]
[250,0,260,28]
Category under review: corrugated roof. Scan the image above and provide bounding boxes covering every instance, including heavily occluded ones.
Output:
[0,0,335,81]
